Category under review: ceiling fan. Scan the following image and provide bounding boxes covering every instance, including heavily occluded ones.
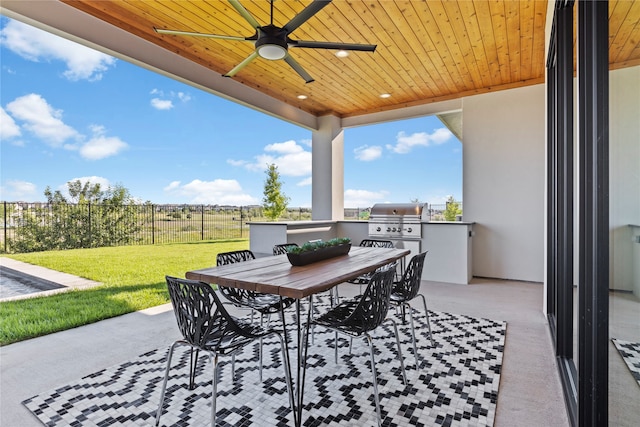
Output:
[154,0,377,83]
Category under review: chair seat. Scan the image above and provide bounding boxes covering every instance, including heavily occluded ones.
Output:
[204,318,273,355]
[390,288,411,303]
[228,290,296,315]
[312,298,368,335]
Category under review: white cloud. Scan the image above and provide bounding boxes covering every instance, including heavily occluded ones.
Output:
[354,145,382,161]
[344,189,389,207]
[297,177,312,186]
[149,89,191,110]
[6,93,78,146]
[386,128,453,154]
[151,98,174,110]
[163,181,181,192]
[177,92,191,102]
[79,125,128,160]
[0,180,38,200]
[0,19,116,81]
[4,95,128,159]
[163,179,258,205]
[229,139,312,177]
[80,136,128,160]
[0,106,21,140]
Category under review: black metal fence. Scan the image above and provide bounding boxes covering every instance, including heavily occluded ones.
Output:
[0,201,459,253]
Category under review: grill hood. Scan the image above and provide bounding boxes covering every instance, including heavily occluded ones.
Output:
[369,203,427,220]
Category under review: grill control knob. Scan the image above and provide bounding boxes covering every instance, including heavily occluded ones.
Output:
[386,227,391,232]
[376,226,381,232]
[407,227,412,233]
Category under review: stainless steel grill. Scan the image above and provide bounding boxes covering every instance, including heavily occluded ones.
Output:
[367,203,427,240]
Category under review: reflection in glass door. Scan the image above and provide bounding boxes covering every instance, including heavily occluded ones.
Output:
[608,63,640,425]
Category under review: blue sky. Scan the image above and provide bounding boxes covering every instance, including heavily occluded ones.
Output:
[0,17,461,208]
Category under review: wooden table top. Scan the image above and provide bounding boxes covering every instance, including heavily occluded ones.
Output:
[185,246,409,299]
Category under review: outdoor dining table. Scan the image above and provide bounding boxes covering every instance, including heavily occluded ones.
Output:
[185,245,410,427]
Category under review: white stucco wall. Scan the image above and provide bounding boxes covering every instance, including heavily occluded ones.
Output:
[609,65,640,294]
[463,85,546,282]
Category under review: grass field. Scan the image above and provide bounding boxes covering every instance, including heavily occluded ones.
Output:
[0,239,249,345]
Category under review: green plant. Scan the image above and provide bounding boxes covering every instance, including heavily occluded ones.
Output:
[443,196,462,221]
[287,237,351,254]
[262,163,290,220]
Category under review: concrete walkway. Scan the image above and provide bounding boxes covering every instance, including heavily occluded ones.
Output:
[0,262,569,427]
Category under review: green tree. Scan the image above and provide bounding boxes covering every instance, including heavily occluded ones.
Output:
[443,196,462,221]
[10,180,141,252]
[262,164,290,221]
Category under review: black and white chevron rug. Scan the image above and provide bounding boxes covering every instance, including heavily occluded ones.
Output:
[612,338,640,387]
[23,299,506,426]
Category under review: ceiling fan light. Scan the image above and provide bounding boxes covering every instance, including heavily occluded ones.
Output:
[257,44,287,60]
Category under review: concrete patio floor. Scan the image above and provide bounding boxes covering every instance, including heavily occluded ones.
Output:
[0,264,569,427]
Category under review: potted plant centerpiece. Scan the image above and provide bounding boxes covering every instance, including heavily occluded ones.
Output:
[286,237,351,266]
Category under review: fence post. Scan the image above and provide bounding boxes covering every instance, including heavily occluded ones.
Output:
[3,201,6,253]
[201,205,204,240]
[152,205,155,245]
[88,202,92,248]
[240,206,244,238]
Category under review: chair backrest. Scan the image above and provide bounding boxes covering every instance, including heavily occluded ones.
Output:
[216,250,258,303]
[165,275,242,350]
[392,251,428,301]
[216,249,255,265]
[359,239,394,248]
[343,263,397,332]
[273,243,299,256]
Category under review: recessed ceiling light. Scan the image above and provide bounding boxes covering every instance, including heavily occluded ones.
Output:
[379,93,391,99]
[336,50,349,58]
[297,95,308,100]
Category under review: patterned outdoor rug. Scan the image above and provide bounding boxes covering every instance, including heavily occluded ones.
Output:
[612,338,640,387]
[23,299,506,426]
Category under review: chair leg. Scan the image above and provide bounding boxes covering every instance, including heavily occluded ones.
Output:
[364,334,382,427]
[208,352,219,427]
[404,303,420,369]
[385,318,408,385]
[188,348,200,390]
[418,294,435,347]
[155,341,180,426]
[275,333,295,411]
[258,314,269,382]
[231,354,236,383]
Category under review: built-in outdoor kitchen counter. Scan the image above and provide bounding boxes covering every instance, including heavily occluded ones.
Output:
[248,219,474,284]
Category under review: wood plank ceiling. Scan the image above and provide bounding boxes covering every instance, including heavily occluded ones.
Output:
[59,0,640,119]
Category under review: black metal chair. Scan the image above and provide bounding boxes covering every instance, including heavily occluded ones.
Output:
[156,276,294,427]
[346,239,396,291]
[216,250,296,381]
[303,263,407,427]
[272,242,299,255]
[390,251,435,368]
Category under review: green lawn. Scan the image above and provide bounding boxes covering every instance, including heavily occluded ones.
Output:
[0,239,249,345]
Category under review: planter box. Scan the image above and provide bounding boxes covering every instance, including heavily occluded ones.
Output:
[287,244,351,266]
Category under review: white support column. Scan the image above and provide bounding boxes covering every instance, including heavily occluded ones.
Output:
[311,115,344,220]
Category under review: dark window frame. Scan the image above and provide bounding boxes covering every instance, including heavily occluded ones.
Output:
[546,1,609,426]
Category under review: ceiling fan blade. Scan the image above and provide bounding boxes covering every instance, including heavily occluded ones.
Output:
[224,51,259,77]
[291,40,377,52]
[154,28,250,42]
[283,0,332,34]
[284,56,314,83]
[227,0,261,30]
